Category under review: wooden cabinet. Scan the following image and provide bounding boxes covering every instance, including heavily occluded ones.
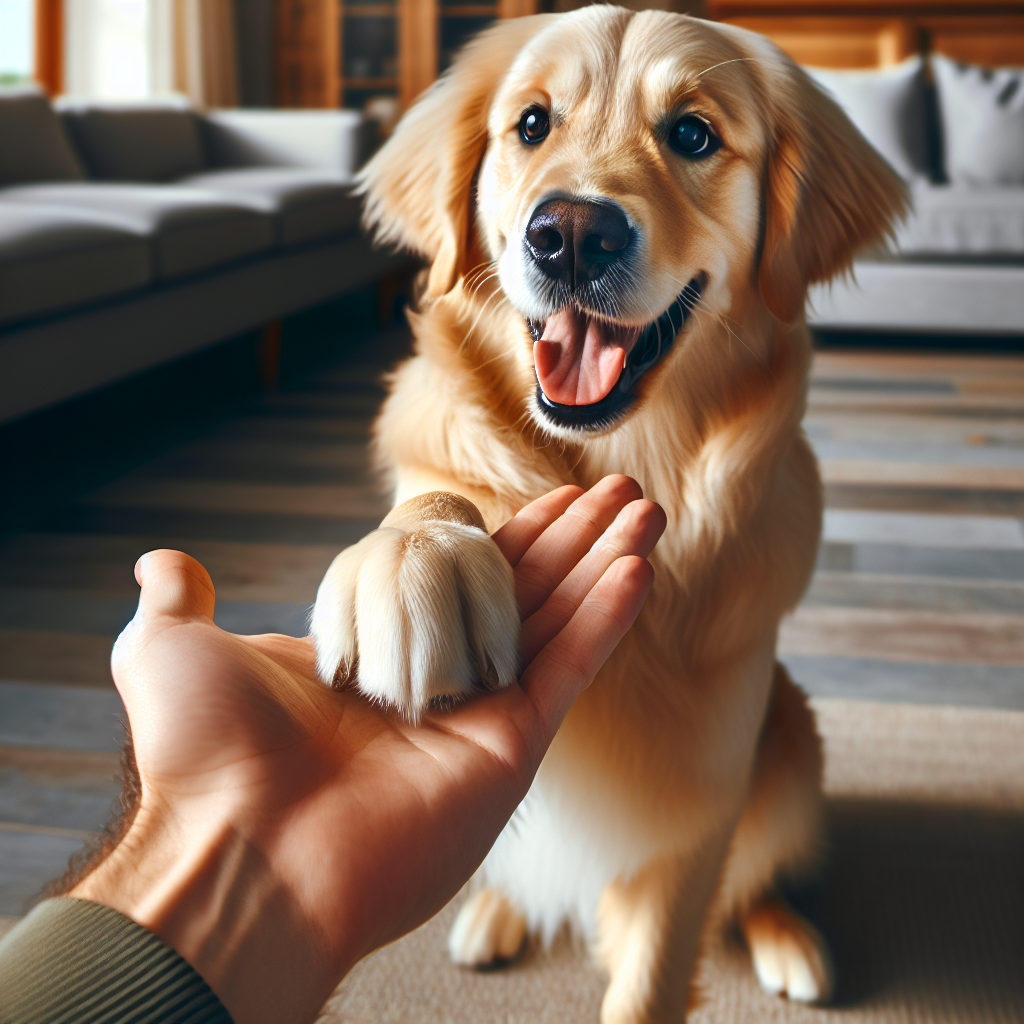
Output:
[707,0,1024,69]
[275,0,541,112]
[275,0,1023,111]
[275,0,341,107]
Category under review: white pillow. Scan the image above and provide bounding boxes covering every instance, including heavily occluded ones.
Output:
[805,57,929,183]
[932,53,1024,186]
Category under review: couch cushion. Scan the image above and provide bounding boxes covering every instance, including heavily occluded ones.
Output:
[0,87,85,185]
[56,100,207,182]
[200,110,375,178]
[932,54,1024,186]
[0,205,150,324]
[894,183,1024,256]
[805,58,930,183]
[0,184,274,281]
[177,168,361,247]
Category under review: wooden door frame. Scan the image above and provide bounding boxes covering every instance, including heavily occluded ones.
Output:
[34,0,64,96]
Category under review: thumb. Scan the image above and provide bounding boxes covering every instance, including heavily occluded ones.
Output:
[112,550,216,698]
[134,549,217,623]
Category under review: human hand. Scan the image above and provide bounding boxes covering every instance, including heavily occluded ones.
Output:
[71,476,665,1024]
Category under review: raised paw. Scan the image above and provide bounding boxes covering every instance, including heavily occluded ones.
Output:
[742,896,834,1003]
[448,888,527,967]
[310,492,520,719]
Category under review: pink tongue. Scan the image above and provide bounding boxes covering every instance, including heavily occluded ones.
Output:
[534,309,639,406]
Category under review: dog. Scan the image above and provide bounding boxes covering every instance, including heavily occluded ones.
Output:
[310,7,904,1019]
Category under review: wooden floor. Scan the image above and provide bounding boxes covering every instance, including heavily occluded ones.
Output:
[1,335,1022,939]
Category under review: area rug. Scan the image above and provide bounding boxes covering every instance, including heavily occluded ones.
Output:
[319,697,1024,1024]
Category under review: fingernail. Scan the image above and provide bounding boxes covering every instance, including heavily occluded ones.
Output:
[134,553,150,588]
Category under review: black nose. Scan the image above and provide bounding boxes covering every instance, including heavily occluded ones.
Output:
[525,198,631,287]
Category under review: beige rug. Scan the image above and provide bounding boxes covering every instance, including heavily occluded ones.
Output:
[320,698,1024,1024]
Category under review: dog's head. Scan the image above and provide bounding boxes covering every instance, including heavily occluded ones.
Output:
[361,7,905,438]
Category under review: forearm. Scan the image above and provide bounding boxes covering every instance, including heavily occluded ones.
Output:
[68,804,353,1024]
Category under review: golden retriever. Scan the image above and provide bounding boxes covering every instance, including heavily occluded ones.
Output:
[311,7,904,1019]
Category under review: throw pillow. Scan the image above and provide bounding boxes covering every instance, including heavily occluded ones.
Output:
[932,53,1024,186]
[805,57,930,183]
[0,87,85,185]
[56,99,207,182]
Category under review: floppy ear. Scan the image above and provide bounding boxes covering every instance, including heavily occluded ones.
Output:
[750,44,908,323]
[358,15,553,298]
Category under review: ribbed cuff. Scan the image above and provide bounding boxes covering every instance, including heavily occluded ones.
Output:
[0,897,233,1024]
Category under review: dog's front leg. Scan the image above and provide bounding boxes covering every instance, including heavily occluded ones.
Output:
[310,491,520,719]
[596,835,732,1024]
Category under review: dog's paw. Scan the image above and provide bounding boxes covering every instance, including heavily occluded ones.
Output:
[743,897,834,1003]
[448,889,527,967]
[310,505,519,719]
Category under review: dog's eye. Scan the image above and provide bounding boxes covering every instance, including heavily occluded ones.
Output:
[668,115,719,158]
[519,107,550,145]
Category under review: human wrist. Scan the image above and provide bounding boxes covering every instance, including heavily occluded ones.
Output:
[71,801,352,1024]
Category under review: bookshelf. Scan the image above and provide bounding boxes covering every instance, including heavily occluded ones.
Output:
[275,0,541,116]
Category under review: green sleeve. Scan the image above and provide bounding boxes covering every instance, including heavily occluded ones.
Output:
[0,897,233,1024]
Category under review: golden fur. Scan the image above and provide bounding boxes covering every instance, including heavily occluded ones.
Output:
[312,7,905,1019]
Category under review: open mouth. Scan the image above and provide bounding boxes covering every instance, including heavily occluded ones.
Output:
[528,276,704,432]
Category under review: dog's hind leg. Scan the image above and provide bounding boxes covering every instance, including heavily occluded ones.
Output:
[448,888,527,967]
[718,662,833,1002]
[742,893,833,1003]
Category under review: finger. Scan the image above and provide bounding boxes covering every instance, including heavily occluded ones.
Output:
[491,485,583,567]
[520,555,654,751]
[519,498,665,664]
[514,475,643,620]
[134,549,216,624]
[111,550,217,701]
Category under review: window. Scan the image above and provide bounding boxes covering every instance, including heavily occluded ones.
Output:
[0,0,34,85]
[65,0,150,98]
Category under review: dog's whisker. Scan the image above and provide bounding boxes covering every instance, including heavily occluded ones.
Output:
[460,281,509,351]
[693,56,760,80]
[463,261,495,289]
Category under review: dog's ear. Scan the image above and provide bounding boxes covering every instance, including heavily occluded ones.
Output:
[750,44,908,323]
[358,15,552,298]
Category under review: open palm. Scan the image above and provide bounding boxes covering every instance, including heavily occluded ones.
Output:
[75,476,665,1024]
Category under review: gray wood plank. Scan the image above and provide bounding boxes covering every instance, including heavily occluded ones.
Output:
[780,606,1024,666]
[0,630,115,687]
[0,534,337,602]
[0,829,87,915]
[823,484,1024,517]
[817,542,1024,581]
[0,682,125,751]
[0,746,121,832]
[783,655,1024,711]
[822,509,1024,550]
[804,572,1024,615]
[41,507,380,546]
[0,589,312,639]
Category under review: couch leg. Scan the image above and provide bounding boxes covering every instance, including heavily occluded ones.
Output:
[258,319,283,389]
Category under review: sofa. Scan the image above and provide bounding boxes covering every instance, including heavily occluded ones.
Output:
[0,88,404,425]
[803,54,1024,338]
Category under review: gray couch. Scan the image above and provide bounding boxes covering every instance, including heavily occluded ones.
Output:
[0,88,403,425]
[801,56,1024,339]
